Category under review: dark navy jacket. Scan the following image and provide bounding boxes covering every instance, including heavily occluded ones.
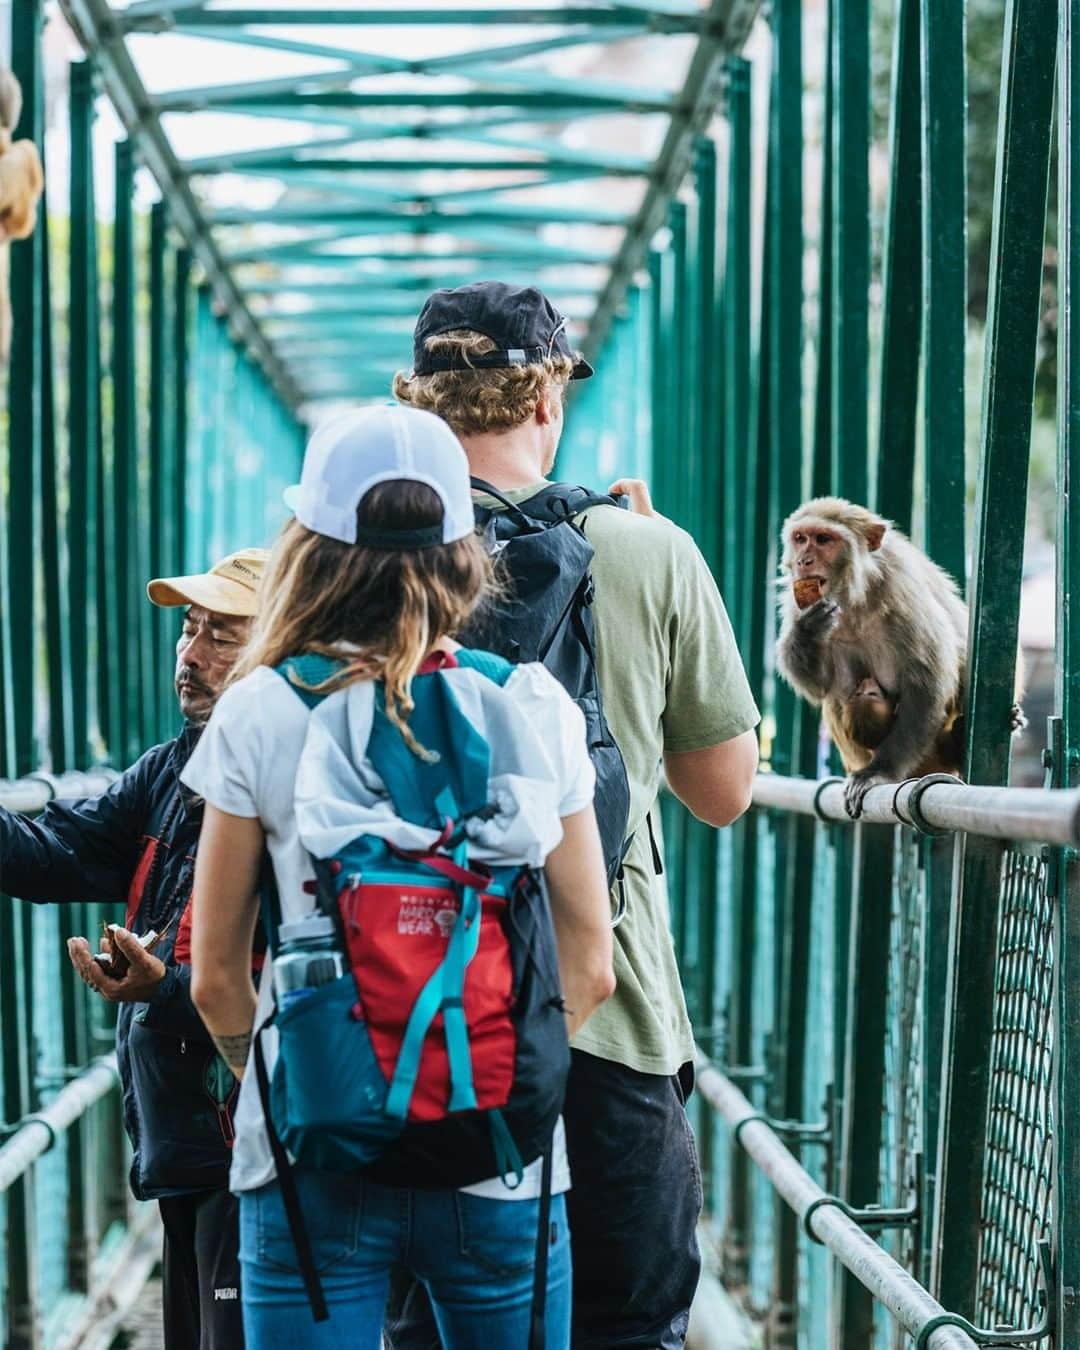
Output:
[0,728,244,1200]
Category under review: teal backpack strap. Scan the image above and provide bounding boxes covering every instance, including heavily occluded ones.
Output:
[273,654,345,709]
[384,787,483,1121]
[454,648,515,687]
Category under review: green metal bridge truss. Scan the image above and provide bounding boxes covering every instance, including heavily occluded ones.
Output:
[1,2,1079,1348]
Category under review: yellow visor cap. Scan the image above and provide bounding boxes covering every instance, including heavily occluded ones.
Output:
[146,548,268,618]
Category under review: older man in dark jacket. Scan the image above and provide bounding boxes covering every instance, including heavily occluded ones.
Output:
[0,548,266,1350]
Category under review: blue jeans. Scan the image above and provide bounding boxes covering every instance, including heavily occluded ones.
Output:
[239,1169,571,1349]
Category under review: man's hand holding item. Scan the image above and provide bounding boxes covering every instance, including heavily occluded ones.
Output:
[67,925,166,1003]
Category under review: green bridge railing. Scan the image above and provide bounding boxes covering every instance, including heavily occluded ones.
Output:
[569,0,1080,1346]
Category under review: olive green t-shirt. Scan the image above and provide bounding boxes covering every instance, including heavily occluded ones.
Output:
[478,484,760,1075]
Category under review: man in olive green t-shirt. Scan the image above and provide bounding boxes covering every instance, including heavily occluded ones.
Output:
[390,282,760,1349]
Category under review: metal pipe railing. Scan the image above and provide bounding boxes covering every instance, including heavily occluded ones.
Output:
[0,769,124,1193]
[752,771,1080,847]
[0,1055,119,1193]
[696,1056,980,1350]
[0,768,118,815]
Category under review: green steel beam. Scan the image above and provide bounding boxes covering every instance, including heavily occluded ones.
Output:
[40,182,72,772]
[831,0,870,506]
[1058,2,1080,1339]
[229,246,613,268]
[447,130,654,172]
[112,139,140,764]
[584,0,763,360]
[163,86,677,114]
[174,248,191,575]
[767,4,805,1341]
[67,59,99,769]
[921,0,967,582]
[5,0,43,780]
[159,58,665,114]
[247,278,600,299]
[1057,7,1080,1346]
[126,6,704,32]
[193,154,649,177]
[723,58,751,626]
[3,4,44,1341]
[208,202,628,227]
[875,0,921,532]
[58,0,301,409]
[149,201,170,744]
[934,0,1056,1316]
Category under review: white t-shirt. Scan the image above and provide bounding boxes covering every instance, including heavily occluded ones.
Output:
[181,659,595,1198]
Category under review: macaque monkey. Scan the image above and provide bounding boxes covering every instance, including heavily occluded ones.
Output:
[0,66,44,364]
[776,498,972,818]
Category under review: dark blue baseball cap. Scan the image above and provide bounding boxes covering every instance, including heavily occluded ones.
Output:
[411,280,594,379]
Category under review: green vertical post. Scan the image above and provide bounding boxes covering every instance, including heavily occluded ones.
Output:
[41,195,72,770]
[720,55,756,1299]
[669,201,689,532]
[831,0,870,504]
[723,58,751,630]
[836,825,895,1348]
[876,0,922,531]
[767,2,806,1341]
[694,137,720,578]
[917,0,967,1297]
[112,139,139,763]
[1055,7,1080,1342]
[813,0,835,504]
[68,60,101,767]
[3,5,45,1339]
[934,0,1055,1313]
[5,0,44,778]
[149,201,169,742]
[921,0,967,581]
[693,136,721,1213]
[174,248,192,579]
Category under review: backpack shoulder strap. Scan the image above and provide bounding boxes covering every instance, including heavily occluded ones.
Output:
[454,648,515,687]
[514,481,626,525]
[273,654,343,709]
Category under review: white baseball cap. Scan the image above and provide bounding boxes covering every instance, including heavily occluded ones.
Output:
[283,404,475,549]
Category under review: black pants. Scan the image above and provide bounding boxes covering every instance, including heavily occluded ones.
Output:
[384,1050,703,1350]
[159,1188,244,1350]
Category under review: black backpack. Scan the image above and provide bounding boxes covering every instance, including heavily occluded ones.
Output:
[463,480,632,907]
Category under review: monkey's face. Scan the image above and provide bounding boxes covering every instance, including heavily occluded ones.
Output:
[787,522,847,597]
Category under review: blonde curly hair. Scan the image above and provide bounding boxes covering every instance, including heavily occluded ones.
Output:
[393,328,574,437]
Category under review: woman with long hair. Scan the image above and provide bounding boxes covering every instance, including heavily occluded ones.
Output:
[183,404,614,1348]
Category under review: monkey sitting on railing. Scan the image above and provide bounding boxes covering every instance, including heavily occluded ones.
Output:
[0,65,44,363]
[775,497,1023,819]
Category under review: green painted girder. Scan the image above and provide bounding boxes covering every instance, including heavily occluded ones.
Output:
[224,230,614,265]
[447,129,654,173]
[264,298,594,325]
[126,6,704,32]
[246,279,601,300]
[174,87,677,116]
[159,32,650,108]
[193,154,649,177]
[209,201,628,226]
[244,166,632,209]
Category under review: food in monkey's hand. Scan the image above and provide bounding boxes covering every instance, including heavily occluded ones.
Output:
[793,577,823,610]
[93,923,164,980]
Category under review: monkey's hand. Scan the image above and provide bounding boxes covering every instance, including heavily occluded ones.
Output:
[1010,702,1028,734]
[844,767,880,820]
[798,597,840,634]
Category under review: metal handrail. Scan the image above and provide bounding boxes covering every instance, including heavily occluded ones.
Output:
[0,768,118,815]
[0,768,124,1193]
[753,771,1080,847]
[696,1055,981,1350]
[0,1055,119,1193]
